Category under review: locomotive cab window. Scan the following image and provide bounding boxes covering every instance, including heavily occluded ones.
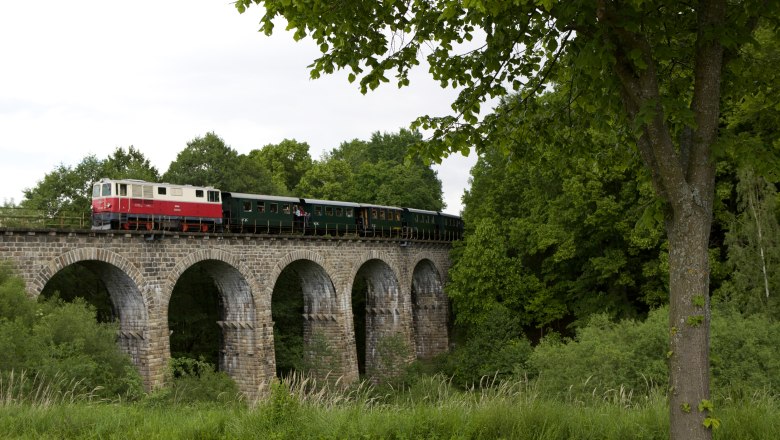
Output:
[208,191,220,203]
[243,201,252,212]
[157,187,167,195]
[92,185,100,197]
[195,190,204,198]
[118,184,128,196]
[102,183,112,196]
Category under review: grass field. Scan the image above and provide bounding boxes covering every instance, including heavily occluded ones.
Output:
[0,375,777,439]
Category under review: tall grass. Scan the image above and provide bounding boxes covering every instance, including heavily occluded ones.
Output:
[0,371,99,407]
[0,374,777,439]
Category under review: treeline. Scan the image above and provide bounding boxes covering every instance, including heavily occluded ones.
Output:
[15,129,444,218]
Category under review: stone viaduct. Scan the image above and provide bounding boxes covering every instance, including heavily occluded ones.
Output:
[0,228,452,398]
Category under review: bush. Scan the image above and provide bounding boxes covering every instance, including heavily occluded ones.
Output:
[143,357,242,406]
[525,305,780,400]
[0,263,143,401]
[710,307,780,397]
[442,305,533,388]
[527,308,668,399]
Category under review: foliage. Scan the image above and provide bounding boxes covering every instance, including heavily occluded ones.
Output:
[40,265,115,323]
[163,131,281,194]
[715,167,780,317]
[440,305,533,389]
[0,263,143,400]
[143,357,241,407]
[248,139,313,195]
[168,265,222,367]
[527,308,668,399]
[524,306,780,401]
[449,90,667,331]
[298,129,444,210]
[271,269,305,377]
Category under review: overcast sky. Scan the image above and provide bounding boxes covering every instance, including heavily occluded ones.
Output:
[0,1,478,214]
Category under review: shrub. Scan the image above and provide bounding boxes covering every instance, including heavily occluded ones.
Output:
[526,308,668,400]
[0,263,143,401]
[143,357,242,406]
[442,305,533,388]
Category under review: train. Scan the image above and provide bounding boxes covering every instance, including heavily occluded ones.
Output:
[91,178,463,240]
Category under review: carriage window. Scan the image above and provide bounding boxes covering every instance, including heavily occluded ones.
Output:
[102,183,112,196]
[282,204,290,214]
[315,206,322,216]
[118,184,128,196]
[257,202,265,213]
[207,191,220,203]
[270,203,278,213]
[326,207,334,216]
[346,208,353,218]
[243,201,252,212]
[335,207,343,217]
[195,190,204,198]
[371,209,378,219]
[157,187,167,195]
[395,211,401,221]
[93,185,100,197]
[379,210,385,220]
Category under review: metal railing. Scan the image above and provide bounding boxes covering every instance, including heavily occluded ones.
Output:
[0,208,463,241]
[0,207,89,229]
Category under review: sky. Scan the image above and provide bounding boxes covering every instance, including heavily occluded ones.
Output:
[0,1,478,214]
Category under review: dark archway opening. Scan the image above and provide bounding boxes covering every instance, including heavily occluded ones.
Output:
[271,266,305,377]
[168,264,222,368]
[40,264,115,323]
[351,277,368,376]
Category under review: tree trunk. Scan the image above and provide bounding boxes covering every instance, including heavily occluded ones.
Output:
[667,202,713,440]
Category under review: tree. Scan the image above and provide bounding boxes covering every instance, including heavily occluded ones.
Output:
[298,130,444,210]
[22,147,161,219]
[237,1,778,437]
[102,146,161,182]
[248,139,313,195]
[716,167,780,316]
[451,90,668,333]
[163,132,281,194]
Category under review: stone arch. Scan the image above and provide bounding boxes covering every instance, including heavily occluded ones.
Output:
[163,248,259,303]
[164,249,261,396]
[348,253,411,382]
[33,248,152,388]
[268,251,357,383]
[411,257,449,359]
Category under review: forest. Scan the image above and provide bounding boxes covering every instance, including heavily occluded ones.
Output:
[2,0,780,437]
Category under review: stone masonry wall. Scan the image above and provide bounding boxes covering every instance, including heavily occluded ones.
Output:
[0,229,451,399]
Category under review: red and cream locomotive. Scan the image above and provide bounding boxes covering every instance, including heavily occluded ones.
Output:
[91,178,222,232]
